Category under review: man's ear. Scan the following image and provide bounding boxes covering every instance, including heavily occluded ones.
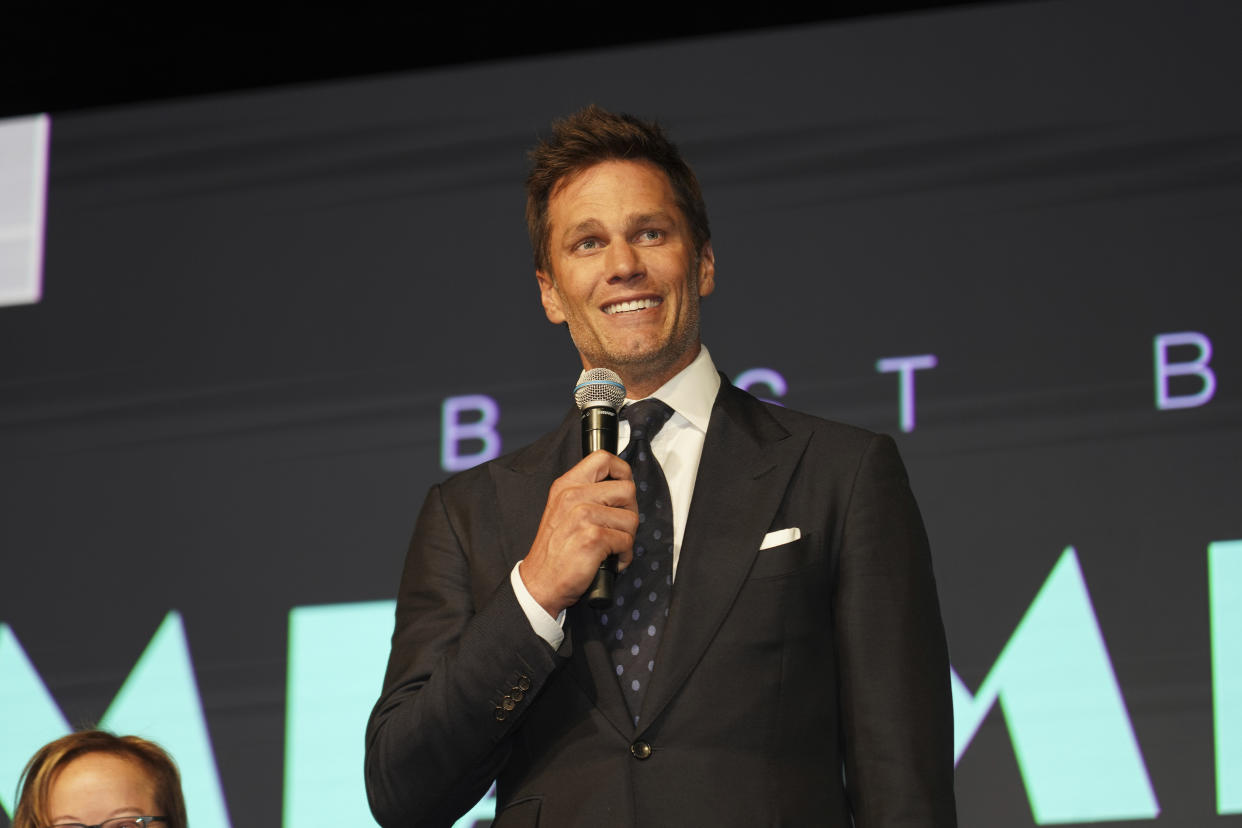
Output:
[536,269,566,324]
[697,242,716,297]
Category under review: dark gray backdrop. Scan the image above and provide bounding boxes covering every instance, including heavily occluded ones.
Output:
[2,0,1240,825]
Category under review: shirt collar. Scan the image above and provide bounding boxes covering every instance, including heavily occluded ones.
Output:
[626,345,720,434]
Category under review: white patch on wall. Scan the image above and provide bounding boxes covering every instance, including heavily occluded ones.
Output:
[0,113,50,307]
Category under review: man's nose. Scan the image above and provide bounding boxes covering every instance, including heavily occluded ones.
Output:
[605,241,643,282]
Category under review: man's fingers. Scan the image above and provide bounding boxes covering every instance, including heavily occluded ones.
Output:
[573,500,639,535]
[588,527,637,572]
[549,476,636,515]
[613,540,635,572]
[567,449,633,483]
[597,479,637,510]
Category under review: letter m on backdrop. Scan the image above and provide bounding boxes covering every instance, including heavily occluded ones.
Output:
[952,547,1160,824]
[0,612,232,827]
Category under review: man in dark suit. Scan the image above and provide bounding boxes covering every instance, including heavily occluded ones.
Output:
[365,106,956,827]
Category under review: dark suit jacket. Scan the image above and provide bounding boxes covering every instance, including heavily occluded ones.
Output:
[365,380,956,827]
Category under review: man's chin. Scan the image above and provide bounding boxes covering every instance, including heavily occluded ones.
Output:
[591,341,671,370]
[587,341,698,386]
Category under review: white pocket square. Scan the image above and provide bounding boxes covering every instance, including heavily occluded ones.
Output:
[759,527,801,550]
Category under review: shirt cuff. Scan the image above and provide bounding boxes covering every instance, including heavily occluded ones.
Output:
[511,561,566,649]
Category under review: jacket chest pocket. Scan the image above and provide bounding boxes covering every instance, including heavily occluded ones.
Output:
[747,533,819,580]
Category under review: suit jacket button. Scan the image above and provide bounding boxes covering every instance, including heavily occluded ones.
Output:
[517,675,531,691]
[630,741,652,760]
[501,696,516,711]
[495,707,507,722]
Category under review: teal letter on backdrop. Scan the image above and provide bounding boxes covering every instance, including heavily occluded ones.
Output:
[951,547,1159,824]
[284,601,495,828]
[1210,539,1242,814]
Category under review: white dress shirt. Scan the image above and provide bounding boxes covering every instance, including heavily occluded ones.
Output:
[512,346,722,649]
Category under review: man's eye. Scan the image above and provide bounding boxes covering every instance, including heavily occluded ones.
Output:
[576,238,600,251]
[637,229,663,242]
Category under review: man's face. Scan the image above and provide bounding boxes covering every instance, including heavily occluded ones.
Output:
[536,160,715,397]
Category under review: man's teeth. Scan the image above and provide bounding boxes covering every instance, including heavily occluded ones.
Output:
[605,298,662,314]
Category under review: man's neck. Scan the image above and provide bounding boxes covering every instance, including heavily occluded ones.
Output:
[627,345,720,427]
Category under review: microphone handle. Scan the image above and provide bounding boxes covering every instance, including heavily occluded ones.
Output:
[587,556,618,610]
[582,405,619,609]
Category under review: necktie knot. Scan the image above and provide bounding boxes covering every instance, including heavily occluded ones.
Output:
[622,399,674,444]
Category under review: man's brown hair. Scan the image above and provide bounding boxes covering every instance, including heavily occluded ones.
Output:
[12,730,188,828]
[525,104,711,273]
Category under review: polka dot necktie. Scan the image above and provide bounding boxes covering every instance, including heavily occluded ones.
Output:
[599,398,676,727]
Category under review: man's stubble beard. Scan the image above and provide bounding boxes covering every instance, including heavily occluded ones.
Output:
[563,254,704,392]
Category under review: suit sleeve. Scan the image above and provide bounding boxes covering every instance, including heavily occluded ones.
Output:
[834,433,957,827]
[364,483,563,828]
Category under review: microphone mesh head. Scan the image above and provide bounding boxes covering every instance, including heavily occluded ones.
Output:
[574,368,626,411]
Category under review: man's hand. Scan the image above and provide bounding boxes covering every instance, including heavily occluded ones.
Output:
[521,450,638,617]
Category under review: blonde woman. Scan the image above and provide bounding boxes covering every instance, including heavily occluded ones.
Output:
[11,730,187,828]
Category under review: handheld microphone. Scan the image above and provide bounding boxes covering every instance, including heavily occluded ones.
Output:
[573,368,626,609]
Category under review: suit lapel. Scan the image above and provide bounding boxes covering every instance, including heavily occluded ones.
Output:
[490,409,578,572]
[638,382,810,731]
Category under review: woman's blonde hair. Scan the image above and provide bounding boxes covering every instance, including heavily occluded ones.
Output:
[11,730,188,828]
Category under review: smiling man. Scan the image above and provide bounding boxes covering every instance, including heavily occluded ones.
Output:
[366,106,957,827]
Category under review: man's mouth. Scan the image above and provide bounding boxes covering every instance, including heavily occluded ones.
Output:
[603,297,662,315]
